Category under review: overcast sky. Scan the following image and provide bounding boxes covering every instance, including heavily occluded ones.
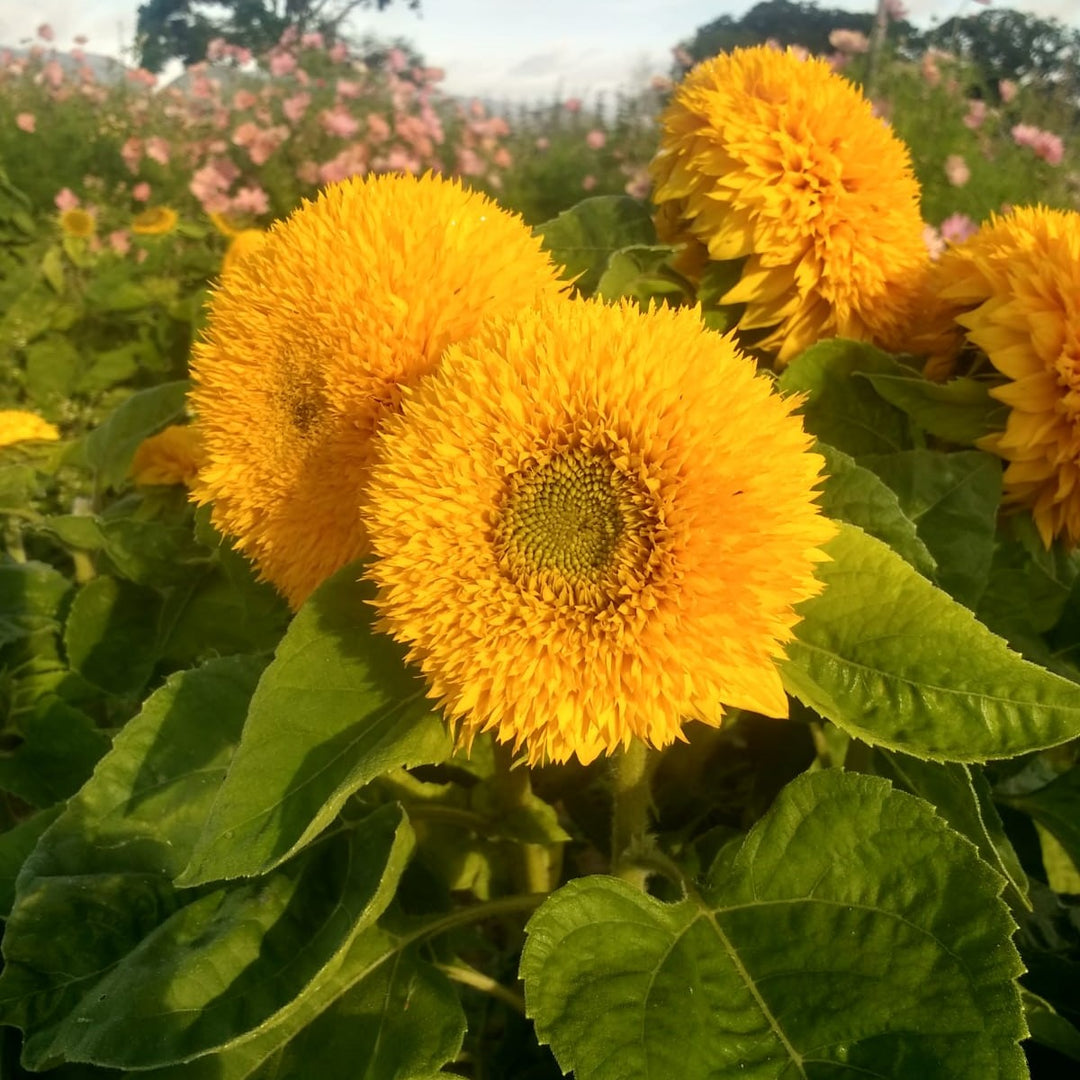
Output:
[1,1,1077,101]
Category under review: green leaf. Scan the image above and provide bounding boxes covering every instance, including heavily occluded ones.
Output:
[62,576,162,697]
[40,246,65,294]
[998,762,1080,884]
[79,381,189,490]
[861,449,1001,607]
[0,464,38,513]
[860,372,1009,445]
[781,522,1080,761]
[522,771,1025,1080]
[178,563,452,885]
[816,444,935,577]
[24,335,79,403]
[0,561,71,649]
[0,698,109,809]
[535,196,656,296]
[777,339,914,457]
[0,806,62,917]
[594,244,687,305]
[867,750,1028,907]
[1022,988,1080,1063]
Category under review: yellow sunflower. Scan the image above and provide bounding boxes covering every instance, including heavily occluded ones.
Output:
[189,173,568,608]
[0,410,60,448]
[131,206,179,236]
[130,424,205,487]
[59,208,95,239]
[921,207,1080,547]
[220,229,266,275]
[650,45,929,366]
[363,298,834,766]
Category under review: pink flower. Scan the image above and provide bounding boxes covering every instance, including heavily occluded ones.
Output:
[36,23,54,42]
[231,185,269,214]
[493,147,512,169]
[582,174,597,191]
[624,168,650,200]
[328,42,349,64]
[320,107,360,139]
[132,181,151,202]
[535,136,549,151]
[41,59,64,88]
[564,97,582,114]
[318,145,368,184]
[944,154,970,187]
[281,92,310,124]
[366,113,390,142]
[232,89,257,110]
[121,136,143,172]
[999,79,1017,104]
[829,29,869,54]
[108,230,130,255]
[962,100,987,130]
[387,48,407,73]
[939,213,978,245]
[54,187,80,211]
[456,148,483,176]
[336,79,362,99]
[268,51,297,78]
[922,224,946,261]
[15,112,35,133]
[585,129,606,150]
[296,160,320,185]
[145,136,170,166]
[1012,123,1066,165]
[301,31,324,49]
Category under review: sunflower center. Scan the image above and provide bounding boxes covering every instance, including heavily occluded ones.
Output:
[495,449,657,603]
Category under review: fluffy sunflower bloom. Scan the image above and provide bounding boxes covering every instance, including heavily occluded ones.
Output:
[131,206,179,236]
[650,45,929,366]
[922,207,1080,547]
[0,410,60,448]
[59,208,95,238]
[190,173,568,608]
[221,229,266,275]
[364,299,834,766]
[130,424,205,487]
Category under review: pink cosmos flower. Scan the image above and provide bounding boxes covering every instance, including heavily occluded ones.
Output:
[41,59,64,88]
[145,136,170,166]
[829,29,869,54]
[317,145,368,184]
[121,137,143,172]
[564,97,582,113]
[320,107,360,139]
[301,32,324,49]
[54,187,80,211]
[456,148,483,176]
[269,51,297,78]
[624,168,650,200]
[999,79,1017,104]
[328,42,349,63]
[336,79,362,99]
[493,147,512,169]
[944,154,970,187]
[366,113,390,142]
[922,224,946,261]
[282,92,311,124]
[36,23,54,42]
[231,185,269,214]
[962,100,987,130]
[1012,123,1066,165]
[535,136,549,151]
[939,213,978,245]
[132,181,151,202]
[232,89,257,110]
[387,48,407,73]
[585,129,606,150]
[15,113,35,133]
[582,174,597,191]
[108,230,131,255]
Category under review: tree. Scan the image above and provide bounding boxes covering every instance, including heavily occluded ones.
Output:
[134,0,420,72]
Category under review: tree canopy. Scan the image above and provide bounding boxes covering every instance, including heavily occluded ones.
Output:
[135,0,420,72]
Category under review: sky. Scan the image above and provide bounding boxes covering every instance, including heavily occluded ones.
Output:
[1,0,1077,101]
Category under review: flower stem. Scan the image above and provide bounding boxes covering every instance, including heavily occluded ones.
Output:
[491,740,558,895]
[610,739,654,888]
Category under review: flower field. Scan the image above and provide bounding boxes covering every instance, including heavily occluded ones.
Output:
[1,7,1080,1079]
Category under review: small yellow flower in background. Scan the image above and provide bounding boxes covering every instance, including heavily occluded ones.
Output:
[208,211,240,238]
[650,45,929,366]
[364,298,835,766]
[59,208,95,239]
[130,425,205,487]
[221,229,266,275]
[190,173,568,608]
[131,206,179,236]
[0,410,60,448]
[923,207,1080,547]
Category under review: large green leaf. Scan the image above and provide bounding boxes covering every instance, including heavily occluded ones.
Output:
[777,339,914,457]
[998,762,1080,881]
[178,563,452,885]
[0,806,61,917]
[0,560,71,649]
[816,444,935,577]
[522,771,1025,1080]
[79,381,189,490]
[535,196,656,296]
[861,449,1001,608]
[782,523,1080,760]
[0,656,417,1072]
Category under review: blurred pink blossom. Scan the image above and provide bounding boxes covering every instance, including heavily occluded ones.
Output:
[328,42,349,63]
[366,113,390,142]
[282,92,311,123]
[585,129,606,150]
[535,136,550,151]
[336,79,362,99]
[829,29,869,54]
[15,112,35,133]
[1012,123,1065,165]
[387,48,407,73]
[36,23,54,42]
[121,136,142,172]
[145,136,170,166]
[582,175,597,191]
[70,47,85,62]
[493,147,512,169]
[457,148,483,176]
[564,97,582,113]
[624,168,650,199]
[108,230,131,255]
[132,181,151,202]
[940,213,978,245]
[301,32,324,49]
[40,59,64,88]
[231,185,269,214]
[999,79,1017,104]
[268,51,297,78]
[54,187,80,211]
[318,146,368,183]
[296,160,320,185]
[232,89,257,110]
[321,107,360,139]
[922,224,946,261]
[127,68,157,88]
[944,154,970,186]
[962,100,987,129]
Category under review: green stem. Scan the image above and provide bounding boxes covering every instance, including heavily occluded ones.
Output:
[436,962,527,1015]
[610,739,654,888]
[491,740,557,895]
